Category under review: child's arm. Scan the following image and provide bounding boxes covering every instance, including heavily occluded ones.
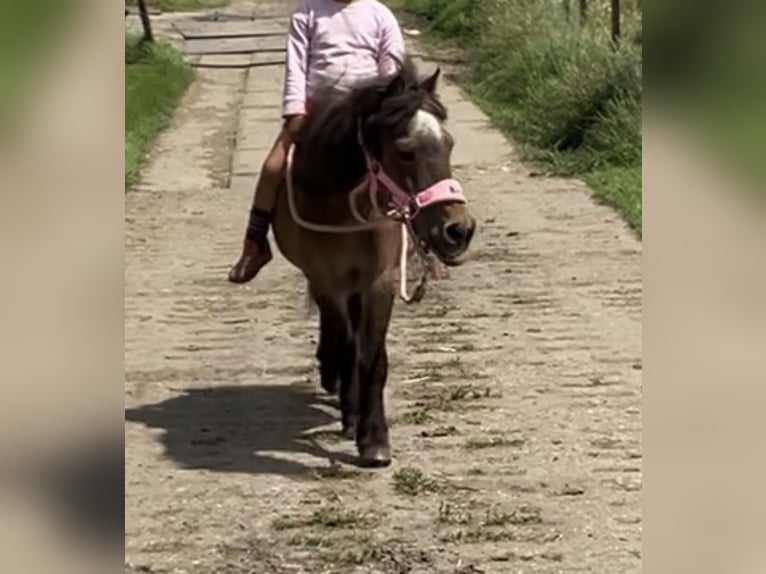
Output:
[377,8,406,78]
[283,3,311,117]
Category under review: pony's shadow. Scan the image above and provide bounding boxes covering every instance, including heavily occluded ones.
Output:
[125,382,356,477]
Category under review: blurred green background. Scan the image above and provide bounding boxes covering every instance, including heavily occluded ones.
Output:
[646,0,766,199]
[0,0,77,138]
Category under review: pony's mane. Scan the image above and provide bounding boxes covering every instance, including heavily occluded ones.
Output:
[292,56,447,195]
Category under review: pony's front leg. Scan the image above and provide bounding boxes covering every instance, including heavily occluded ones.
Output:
[338,335,359,440]
[354,288,395,468]
[315,296,344,396]
[316,294,358,438]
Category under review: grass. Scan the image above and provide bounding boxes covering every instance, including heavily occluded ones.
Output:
[286,533,335,548]
[464,435,526,450]
[438,504,549,545]
[331,541,432,569]
[420,425,458,438]
[437,501,473,525]
[392,0,642,235]
[271,508,368,531]
[409,381,499,414]
[392,467,440,496]
[395,408,433,425]
[438,502,543,528]
[483,505,543,526]
[585,166,642,234]
[408,357,491,390]
[447,382,496,400]
[438,503,545,544]
[309,465,370,481]
[125,35,194,188]
[126,0,229,11]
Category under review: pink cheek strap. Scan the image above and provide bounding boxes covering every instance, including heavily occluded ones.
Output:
[360,153,467,220]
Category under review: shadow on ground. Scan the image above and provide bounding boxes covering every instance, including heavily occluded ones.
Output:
[125,382,356,477]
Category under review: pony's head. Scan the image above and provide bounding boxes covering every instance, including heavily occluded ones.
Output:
[297,59,476,266]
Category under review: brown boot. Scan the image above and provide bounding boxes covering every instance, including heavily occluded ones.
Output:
[228,239,273,283]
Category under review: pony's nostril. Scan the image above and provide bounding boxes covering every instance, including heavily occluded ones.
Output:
[443,222,467,244]
[466,220,476,242]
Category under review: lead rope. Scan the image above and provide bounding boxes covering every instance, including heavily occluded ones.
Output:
[286,144,428,304]
[286,145,377,234]
[399,216,428,304]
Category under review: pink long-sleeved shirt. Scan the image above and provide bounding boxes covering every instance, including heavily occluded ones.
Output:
[282,0,406,117]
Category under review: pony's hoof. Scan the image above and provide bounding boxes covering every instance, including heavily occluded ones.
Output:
[358,446,392,468]
[320,377,338,395]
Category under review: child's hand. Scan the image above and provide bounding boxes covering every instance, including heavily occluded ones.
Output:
[285,114,307,140]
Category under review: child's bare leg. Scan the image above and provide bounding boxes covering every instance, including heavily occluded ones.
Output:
[228,128,291,283]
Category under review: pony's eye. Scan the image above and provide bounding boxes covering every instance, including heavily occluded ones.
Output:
[397,149,416,163]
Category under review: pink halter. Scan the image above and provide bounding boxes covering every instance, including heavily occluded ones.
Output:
[349,149,466,224]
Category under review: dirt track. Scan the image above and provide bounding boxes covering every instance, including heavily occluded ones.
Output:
[125,3,642,572]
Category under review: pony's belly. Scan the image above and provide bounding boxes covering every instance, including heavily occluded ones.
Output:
[271,185,402,290]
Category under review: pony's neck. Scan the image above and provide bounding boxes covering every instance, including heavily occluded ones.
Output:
[293,130,369,197]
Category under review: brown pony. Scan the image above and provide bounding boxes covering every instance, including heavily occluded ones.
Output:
[271,58,476,467]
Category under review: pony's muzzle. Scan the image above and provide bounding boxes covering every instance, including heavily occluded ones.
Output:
[438,217,476,264]
[443,221,469,245]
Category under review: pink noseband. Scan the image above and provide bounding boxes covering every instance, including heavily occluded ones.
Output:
[349,151,466,223]
[413,178,465,209]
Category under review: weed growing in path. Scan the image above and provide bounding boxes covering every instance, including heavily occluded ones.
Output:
[272,508,369,531]
[392,467,440,496]
[464,436,526,450]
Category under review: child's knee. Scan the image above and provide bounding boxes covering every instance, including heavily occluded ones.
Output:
[262,150,286,178]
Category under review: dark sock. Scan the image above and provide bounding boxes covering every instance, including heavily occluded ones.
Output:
[246,207,272,248]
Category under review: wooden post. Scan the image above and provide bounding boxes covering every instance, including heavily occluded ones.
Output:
[137,0,155,43]
[611,0,621,45]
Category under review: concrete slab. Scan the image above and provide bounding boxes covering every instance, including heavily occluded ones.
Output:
[231,148,266,175]
[236,126,279,151]
[241,90,282,109]
[227,174,257,196]
[184,36,285,55]
[245,64,284,92]
[239,106,281,123]
[197,53,253,67]
[190,52,284,69]
[174,20,286,39]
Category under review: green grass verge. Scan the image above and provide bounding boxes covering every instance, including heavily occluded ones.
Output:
[125,35,194,188]
[126,0,229,11]
[393,0,643,236]
[585,166,642,235]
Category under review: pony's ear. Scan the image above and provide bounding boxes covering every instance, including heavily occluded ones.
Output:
[420,67,441,94]
[385,72,407,96]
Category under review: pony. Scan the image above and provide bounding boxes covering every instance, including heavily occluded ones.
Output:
[270,57,476,467]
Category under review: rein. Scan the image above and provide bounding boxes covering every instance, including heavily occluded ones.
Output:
[284,134,466,304]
